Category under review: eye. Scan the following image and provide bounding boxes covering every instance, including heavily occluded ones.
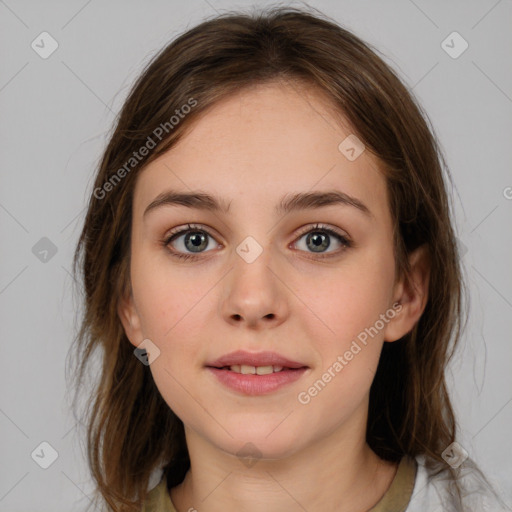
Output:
[292,223,351,257]
[163,224,219,260]
[162,222,351,261]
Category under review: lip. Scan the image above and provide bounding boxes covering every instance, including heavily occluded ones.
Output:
[205,350,309,396]
[206,350,307,369]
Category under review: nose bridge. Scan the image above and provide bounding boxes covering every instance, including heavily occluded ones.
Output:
[220,235,288,327]
[231,235,276,298]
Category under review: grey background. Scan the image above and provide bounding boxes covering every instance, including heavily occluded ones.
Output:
[1,0,511,510]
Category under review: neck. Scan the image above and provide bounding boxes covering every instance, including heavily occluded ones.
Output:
[170,408,398,512]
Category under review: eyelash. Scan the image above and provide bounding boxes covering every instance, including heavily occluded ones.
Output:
[162,223,351,261]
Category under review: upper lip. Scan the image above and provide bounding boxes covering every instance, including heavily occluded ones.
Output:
[207,350,307,369]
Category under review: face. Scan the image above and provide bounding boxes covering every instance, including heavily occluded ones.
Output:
[119,81,423,460]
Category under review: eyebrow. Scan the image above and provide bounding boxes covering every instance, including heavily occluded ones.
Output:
[143,189,372,218]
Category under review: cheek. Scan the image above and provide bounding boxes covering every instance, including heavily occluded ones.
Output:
[131,248,215,342]
[298,251,395,343]
[131,260,214,423]
[294,249,396,401]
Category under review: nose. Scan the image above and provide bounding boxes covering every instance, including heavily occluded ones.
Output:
[219,245,290,330]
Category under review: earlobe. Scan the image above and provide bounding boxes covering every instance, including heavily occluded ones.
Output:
[117,291,144,348]
[384,245,430,342]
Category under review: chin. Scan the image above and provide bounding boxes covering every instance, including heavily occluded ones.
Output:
[215,425,307,463]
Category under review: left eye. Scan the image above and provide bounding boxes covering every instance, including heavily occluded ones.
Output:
[293,225,350,255]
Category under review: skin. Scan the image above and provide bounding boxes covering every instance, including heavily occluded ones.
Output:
[118,80,430,512]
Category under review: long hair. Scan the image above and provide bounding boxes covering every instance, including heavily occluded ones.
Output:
[68,5,467,511]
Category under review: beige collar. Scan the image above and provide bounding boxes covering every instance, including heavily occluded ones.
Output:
[144,455,417,512]
[368,456,417,512]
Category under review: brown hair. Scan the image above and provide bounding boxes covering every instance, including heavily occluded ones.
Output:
[68,5,468,511]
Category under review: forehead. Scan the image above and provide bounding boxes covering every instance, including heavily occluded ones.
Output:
[133,81,389,221]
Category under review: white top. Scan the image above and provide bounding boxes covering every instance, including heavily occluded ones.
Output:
[406,455,511,512]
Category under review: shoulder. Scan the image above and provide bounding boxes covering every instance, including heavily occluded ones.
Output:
[406,455,511,512]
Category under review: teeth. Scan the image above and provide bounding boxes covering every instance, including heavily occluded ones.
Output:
[256,365,273,375]
[240,365,256,375]
[228,365,285,374]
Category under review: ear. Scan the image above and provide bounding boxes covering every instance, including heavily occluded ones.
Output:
[383,244,430,342]
[117,289,144,348]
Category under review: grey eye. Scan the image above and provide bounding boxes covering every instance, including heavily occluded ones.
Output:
[294,228,348,254]
[169,229,217,254]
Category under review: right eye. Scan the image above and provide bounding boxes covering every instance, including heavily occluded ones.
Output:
[163,224,221,260]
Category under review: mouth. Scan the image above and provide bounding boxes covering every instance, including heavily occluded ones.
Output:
[206,349,307,370]
[213,364,299,375]
[205,350,309,395]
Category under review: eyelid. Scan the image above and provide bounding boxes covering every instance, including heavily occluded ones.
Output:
[165,223,220,242]
[293,223,350,243]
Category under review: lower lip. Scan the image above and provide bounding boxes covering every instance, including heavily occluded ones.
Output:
[207,367,308,395]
